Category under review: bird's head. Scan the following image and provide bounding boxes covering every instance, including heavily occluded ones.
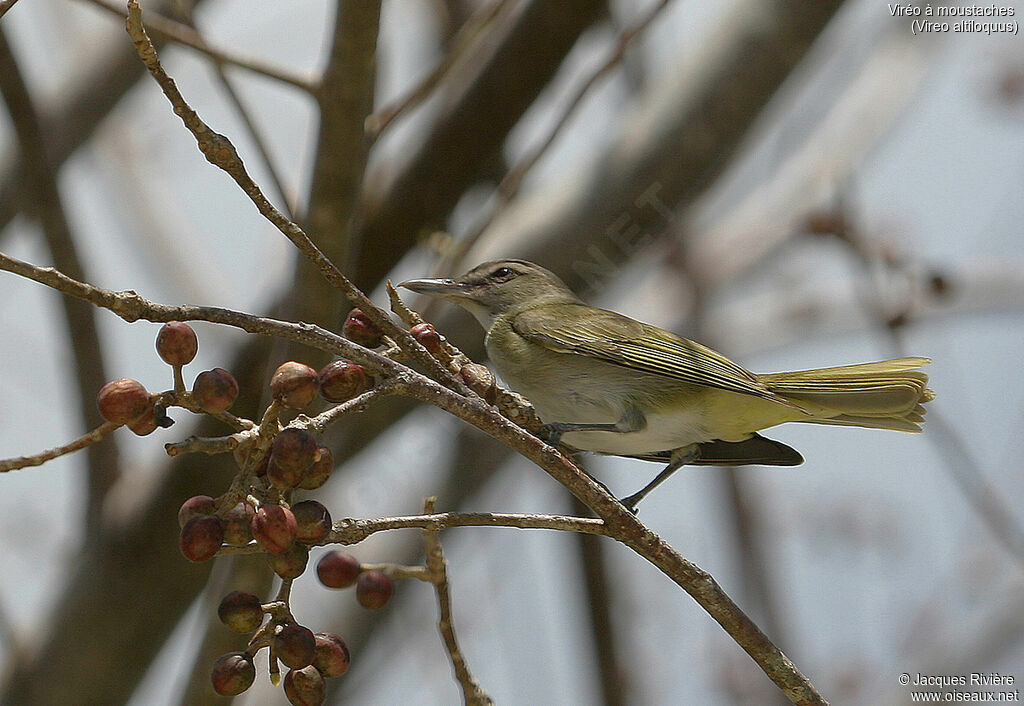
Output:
[400,259,579,329]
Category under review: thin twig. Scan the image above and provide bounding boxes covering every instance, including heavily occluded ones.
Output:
[214,511,612,556]
[124,0,472,399]
[422,498,493,705]
[81,0,315,91]
[0,422,120,472]
[365,0,513,139]
[163,434,241,457]
[306,384,399,435]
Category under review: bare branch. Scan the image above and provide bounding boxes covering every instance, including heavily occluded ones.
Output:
[0,422,120,472]
[422,498,493,705]
[214,511,612,556]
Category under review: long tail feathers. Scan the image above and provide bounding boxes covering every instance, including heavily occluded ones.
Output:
[759,357,935,432]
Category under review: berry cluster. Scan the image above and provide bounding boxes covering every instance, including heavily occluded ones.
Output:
[93,313,415,704]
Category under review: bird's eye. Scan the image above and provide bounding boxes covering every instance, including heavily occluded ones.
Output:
[492,266,515,280]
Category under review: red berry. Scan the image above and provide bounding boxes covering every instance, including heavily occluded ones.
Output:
[298,446,334,490]
[283,665,326,706]
[251,504,297,555]
[410,322,443,355]
[211,651,255,696]
[178,495,216,528]
[313,632,350,678]
[266,458,304,491]
[266,542,309,580]
[218,591,263,633]
[271,361,319,409]
[271,428,318,475]
[292,500,332,544]
[221,502,255,546]
[459,363,497,403]
[179,515,224,562]
[97,378,150,425]
[126,401,159,436]
[192,368,238,413]
[356,571,394,610]
[342,308,383,348]
[276,623,316,669]
[316,551,361,589]
[318,361,370,403]
[156,321,198,366]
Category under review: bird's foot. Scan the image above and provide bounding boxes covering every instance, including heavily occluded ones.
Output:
[540,423,564,448]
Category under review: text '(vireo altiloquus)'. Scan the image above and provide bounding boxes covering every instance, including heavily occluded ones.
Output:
[400,259,935,511]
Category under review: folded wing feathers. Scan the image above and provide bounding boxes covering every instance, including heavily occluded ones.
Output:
[514,310,935,426]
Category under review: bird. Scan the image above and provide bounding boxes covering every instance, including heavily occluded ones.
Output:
[400,259,934,511]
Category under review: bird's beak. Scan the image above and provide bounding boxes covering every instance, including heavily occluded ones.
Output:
[398,278,469,298]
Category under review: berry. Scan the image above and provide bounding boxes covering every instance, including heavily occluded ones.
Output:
[410,322,442,355]
[210,651,255,696]
[178,495,216,528]
[313,632,350,678]
[355,571,394,610]
[271,428,318,475]
[266,543,309,580]
[267,458,305,491]
[179,515,224,562]
[298,446,334,490]
[342,308,383,348]
[276,623,316,669]
[292,500,332,544]
[218,591,263,633]
[271,362,319,409]
[459,363,497,403]
[251,504,297,555]
[155,321,198,366]
[126,402,159,436]
[192,368,238,413]
[97,378,150,425]
[318,361,370,403]
[316,551,361,589]
[221,502,255,546]
[283,665,326,706]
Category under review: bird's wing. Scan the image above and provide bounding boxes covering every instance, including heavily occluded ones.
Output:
[512,305,793,405]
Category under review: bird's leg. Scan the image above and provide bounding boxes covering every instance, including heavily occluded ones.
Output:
[619,446,699,513]
[542,407,645,447]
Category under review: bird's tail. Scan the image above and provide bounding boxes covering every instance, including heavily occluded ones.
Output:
[759,357,935,432]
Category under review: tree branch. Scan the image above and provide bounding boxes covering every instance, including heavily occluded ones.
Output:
[421,498,493,705]
[0,422,120,473]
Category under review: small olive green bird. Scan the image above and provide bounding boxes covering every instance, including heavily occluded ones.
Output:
[401,259,934,510]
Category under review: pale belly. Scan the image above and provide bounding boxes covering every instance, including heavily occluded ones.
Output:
[558,406,714,455]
